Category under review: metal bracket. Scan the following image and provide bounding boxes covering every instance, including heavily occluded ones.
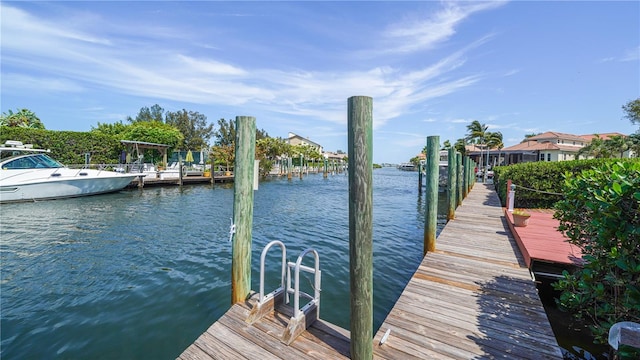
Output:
[229,218,236,242]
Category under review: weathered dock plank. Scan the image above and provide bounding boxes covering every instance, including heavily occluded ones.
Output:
[178,295,350,360]
[373,183,562,359]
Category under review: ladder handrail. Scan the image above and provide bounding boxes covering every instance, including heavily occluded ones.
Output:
[290,248,321,319]
[259,240,287,303]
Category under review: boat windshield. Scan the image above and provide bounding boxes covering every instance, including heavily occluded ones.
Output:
[1,154,64,169]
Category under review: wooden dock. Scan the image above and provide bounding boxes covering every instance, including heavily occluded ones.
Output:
[178,295,351,360]
[505,209,582,278]
[178,183,562,359]
[128,174,234,188]
[372,183,562,359]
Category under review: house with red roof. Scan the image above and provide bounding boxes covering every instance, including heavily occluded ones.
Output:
[501,131,631,164]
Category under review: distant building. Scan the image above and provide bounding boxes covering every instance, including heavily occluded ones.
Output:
[323,151,347,161]
[286,133,323,154]
[500,131,631,164]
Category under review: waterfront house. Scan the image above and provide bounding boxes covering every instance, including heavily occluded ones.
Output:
[287,133,323,154]
[500,131,632,164]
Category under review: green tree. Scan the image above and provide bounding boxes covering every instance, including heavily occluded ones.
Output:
[0,108,45,129]
[553,161,640,344]
[622,97,640,125]
[523,133,542,140]
[578,135,613,159]
[165,109,214,150]
[454,138,467,156]
[486,131,504,166]
[629,133,640,157]
[256,137,289,176]
[466,120,489,178]
[122,121,183,148]
[214,118,236,147]
[91,121,129,138]
[604,135,633,158]
[127,104,165,123]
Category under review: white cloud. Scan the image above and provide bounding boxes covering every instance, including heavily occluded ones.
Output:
[1,2,502,161]
[1,73,84,93]
[380,1,507,54]
[620,46,640,62]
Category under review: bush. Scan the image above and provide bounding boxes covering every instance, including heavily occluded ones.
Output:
[0,127,122,164]
[552,161,640,344]
[493,158,640,208]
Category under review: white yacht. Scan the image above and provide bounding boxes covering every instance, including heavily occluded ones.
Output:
[0,141,139,203]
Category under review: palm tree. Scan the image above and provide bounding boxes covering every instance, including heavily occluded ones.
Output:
[604,135,632,158]
[577,135,612,159]
[454,138,468,156]
[466,120,489,181]
[486,131,504,167]
[0,108,45,129]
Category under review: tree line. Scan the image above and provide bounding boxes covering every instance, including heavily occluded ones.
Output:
[0,104,332,176]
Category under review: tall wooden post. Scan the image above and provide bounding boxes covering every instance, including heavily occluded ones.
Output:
[462,156,469,199]
[231,116,256,304]
[424,136,439,255]
[323,158,328,178]
[456,152,463,207]
[348,96,373,360]
[418,161,423,194]
[447,147,456,220]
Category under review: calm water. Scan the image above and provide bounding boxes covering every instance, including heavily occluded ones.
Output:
[1,167,446,359]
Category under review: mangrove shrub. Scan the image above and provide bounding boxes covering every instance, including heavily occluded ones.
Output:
[493,158,640,208]
[553,161,640,345]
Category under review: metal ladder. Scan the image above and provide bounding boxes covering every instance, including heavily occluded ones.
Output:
[246,240,321,345]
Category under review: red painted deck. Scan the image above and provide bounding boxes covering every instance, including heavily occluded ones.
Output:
[505,209,582,270]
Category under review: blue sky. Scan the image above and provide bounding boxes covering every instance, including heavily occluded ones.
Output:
[2,1,638,164]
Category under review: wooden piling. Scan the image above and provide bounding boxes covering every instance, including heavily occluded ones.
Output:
[424,135,439,255]
[231,116,256,304]
[418,161,423,194]
[447,147,456,220]
[299,154,303,179]
[323,158,328,178]
[347,96,373,360]
[178,155,183,187]
[456,152,463,207]
[462,156,469,199]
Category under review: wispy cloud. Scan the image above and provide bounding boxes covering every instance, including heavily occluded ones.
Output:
[2,2,499,137]
[620,46,640,62]
[380,1,507,54]
[598,46,640,63]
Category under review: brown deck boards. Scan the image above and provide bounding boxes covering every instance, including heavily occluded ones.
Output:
[372,183,562,359]
[178,296,351,360]
[506,209,582,268]
[179,183,562,359]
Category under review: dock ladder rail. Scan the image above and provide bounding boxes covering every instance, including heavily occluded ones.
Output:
[245,240,322,346]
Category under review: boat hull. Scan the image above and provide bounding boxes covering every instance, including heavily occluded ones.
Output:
[0,169,138,203]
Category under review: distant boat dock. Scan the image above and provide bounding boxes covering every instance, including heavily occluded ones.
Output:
[178,183,562,359]
[126,173,234,188]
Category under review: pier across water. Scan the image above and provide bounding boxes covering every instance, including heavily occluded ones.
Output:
[178,183,562,359]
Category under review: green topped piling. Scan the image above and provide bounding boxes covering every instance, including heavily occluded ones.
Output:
[447,147,456,220]
[231,116,256,304]
[462,156,469,199]
[456,152,463,207]
[347,96,373,360]
[424,135,439,255]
